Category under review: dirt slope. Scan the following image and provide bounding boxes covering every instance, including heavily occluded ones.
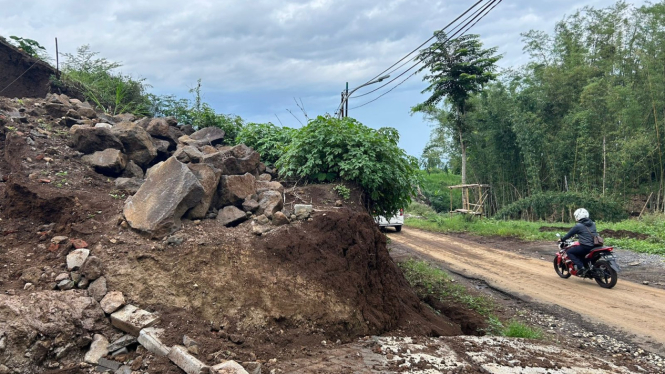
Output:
[390,227,665,352]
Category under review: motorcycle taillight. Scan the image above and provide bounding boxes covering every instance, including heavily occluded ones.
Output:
[399,209,404,216]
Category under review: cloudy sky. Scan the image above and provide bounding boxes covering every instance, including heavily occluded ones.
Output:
[1,0,646,157]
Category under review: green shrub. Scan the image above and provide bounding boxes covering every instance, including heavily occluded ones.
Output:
[236,122,295,166]
[276,116,418,217]
[495,192,626,222]
[406,201,437,217]
[7,36,49,61]
[416,170,462,213]
[502,320,544,339]
[333,184,351,200]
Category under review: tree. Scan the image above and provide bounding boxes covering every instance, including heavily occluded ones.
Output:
[412,32,501,185]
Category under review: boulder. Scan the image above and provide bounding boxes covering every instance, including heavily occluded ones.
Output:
[111,305,160,336]
[146,118,184,145]
[88,276,107,302]
[66,248,90,270]
[121,160,144,179]
[255,180,284,194]
[82,149,127,176]
[77,106,97,119]
[81,255,104,281]
[175,146,204,163]
[100,291,125,314]
[200,145,218,154]
[123,157,204,238]
[217,206,248,227]
[111,121,158,167]
[186,164,222,220]
[257,191,283,219]
[272,211,290,226]
[180,124,195,135]
[68,126,124,155]
[241,197,259,213]
[202,145,260,176]
[217,173,256,208]
[294,204,313,220]
[44,102,69,118]
[115,177,145,195]
[189,127,225,145]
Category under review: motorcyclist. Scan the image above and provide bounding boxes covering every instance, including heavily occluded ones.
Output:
[558,208,599,277]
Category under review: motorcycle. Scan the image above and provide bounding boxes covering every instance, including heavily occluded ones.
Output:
[553,233,620,289]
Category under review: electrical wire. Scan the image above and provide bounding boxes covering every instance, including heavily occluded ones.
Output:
[349,0,502,110]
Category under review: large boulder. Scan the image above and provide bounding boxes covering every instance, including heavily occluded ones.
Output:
[146,118,184,146]
[257,190,283,219]
[217,173,256,208]
[217,206,248,227]
[186,164,222,220]
[123,157,204,238]
[68,126,125,155]
[112,122,158,167]
[255,180,284,194]
[189,127,225,146]
[0,291,106,372]
[82,149,127,176]
[202,145,261,176]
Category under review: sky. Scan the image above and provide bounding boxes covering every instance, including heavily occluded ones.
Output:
[0,0,647,158]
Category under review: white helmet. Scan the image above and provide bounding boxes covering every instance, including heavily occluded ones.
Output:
[574,208,589,221]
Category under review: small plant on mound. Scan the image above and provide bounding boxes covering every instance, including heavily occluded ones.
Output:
[333,184,351,200]
[277,116,419,217]
[236,122,295,166]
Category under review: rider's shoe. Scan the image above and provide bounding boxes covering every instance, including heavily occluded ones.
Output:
[577,268,587,277]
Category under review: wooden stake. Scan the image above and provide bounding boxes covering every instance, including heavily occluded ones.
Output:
[639,192,654,219]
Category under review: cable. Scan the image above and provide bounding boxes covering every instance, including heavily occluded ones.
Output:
[350,0,502,110]
[0,61,38,95]
[350,0,503,109]
[353,0,497,99]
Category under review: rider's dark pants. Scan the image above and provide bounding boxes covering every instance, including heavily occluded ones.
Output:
[568,244,594,270]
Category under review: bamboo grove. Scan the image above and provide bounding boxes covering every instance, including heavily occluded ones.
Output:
[422,1,665,218]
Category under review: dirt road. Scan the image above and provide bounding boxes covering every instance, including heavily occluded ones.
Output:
[390,227,665,351]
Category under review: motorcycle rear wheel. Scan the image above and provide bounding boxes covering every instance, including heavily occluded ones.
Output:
[593,260,618,289]
[553,257,571,278]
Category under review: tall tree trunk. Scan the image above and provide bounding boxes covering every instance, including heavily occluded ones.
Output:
[459,128,467,185]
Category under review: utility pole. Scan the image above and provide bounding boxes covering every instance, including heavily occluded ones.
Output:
[336,75,390,119]
[345,82,349,118]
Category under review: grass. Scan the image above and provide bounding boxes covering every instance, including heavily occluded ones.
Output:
[502,320,544,339]
[404,213,665,255]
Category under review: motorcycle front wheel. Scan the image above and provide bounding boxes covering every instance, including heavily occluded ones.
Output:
[553,257,571,278]
[593,260,618,289]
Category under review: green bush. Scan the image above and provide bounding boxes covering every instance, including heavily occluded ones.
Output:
[406,201,437,217]
[502,320,544,339]
[416,170,462,213]
[495,192,626,222]
[236,122,295,166]
[276,116,418,217]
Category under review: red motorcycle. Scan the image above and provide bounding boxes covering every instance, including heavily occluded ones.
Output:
[553,234,620,289]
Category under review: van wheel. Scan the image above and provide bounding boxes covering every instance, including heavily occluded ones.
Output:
[394,225,402,232]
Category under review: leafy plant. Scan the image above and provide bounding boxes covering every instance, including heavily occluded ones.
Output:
[333,184,351,200]
[8,36,49,60]
[277,116,419,217]
[236,122,295,166]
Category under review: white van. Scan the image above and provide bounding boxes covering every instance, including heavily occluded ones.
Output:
[375,209,404,232]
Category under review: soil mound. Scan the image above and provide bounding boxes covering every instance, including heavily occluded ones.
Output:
[599,229,650,240]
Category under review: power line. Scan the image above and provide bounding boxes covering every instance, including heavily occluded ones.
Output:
[350,0,502,110]
[352,0,498,100]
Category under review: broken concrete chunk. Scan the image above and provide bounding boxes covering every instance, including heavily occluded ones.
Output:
[84,334,109,364]
[107,335,137,353]
[211,361,249,374]
[100,291,126,314]
[138,327,170,357]
[66,248,90,270]
[111,305,160,336]
[168,345,209,374]
[294,204,313,220]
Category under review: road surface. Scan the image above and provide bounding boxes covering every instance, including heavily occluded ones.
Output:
[390,227,665,350]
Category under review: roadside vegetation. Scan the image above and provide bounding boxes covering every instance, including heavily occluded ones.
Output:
[399,259,544,338]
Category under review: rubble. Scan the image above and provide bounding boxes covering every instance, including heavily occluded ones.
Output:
[169,345,209,374]
[138,327,171,356]
[111,304,160,336]
[100,291,126,314]
[66,248,90,270]
[84,334,109,364]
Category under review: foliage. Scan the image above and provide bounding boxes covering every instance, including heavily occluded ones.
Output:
[277,116,419,217]
[416,169,462,212]
[7,36,49,61]
[235,122,295,165]
[405,201,437,218]
[333,184,351,200]
[57,45,151,116]
[398,259,494,317]
[501,321,544,339]
[495,192,626,222]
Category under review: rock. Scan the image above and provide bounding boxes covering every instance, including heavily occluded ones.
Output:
[98,357,121,371]
[138,327,170,356]
[58,279,75,290]
[82,149,128,176]
[211,361,249,374]
[242,197,259,213]
[100,291,125,314]
[115,177,145,195]
[23,283,35,291]
[111,305,160,336]
[189,127,225,146]
[175,146,204,163]
[200,145,218,154]
[218,173,256,208]
[335,200,343,207]
[88,276,108,302]
[108,335,138,353]
[77,106,97,119]
[95,123,112,129]
[272,212,289,226]
[294,204,313,220]
[251,222,271,236]
[183,335,199,355]
[168,345,209,374]
[78,277,90,289]
[629,261,641,266]
[241,362,261,374]
[111,347,129,356]
[54,272,70,282]
[71,238,88,249]
[257,191,283,219]
[257,173,272,182]
[111,121,158,167]
[146,118,184,145]
[68,126,124,155]
[152,138,171,160]
[115,365,132,374]
[121,160,144,179]
[255,180,284,194]
[45,102,68,118]
[255,214,270,225]
[20,266,42,284]
[113,113,136,123]
[84,334,109,364]
[180,124,195,135]
[203,145,260,176]
[67,248,90,270]
[51,236,69,244]
[186,164,221,220]
[217,206,248,227]
[123,157,204,239]
[81,255,104,280]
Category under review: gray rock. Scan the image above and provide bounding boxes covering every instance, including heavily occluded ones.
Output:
[255,180,284,194]
[186,164,221,220]
[98,357,121,371]
[217,206,248,227]
[272,212,290,226]
[138,327,170,356]
[257,191,283,219]
[294,204,313,220]
[67,249,90,270]
[189,127,225,145]
[20,266,42,284]
[68,127,124,155]
[107,335,137,353]
[175,146,204,163]
[82,148,127,176]
[111,347,129,356]
[241,197,259,213]
[115,177,145,195]
[78,277,90,289]
[84,334,109,364]
[211,360,249,374]
[54,272,70,282]
[95,123,113,129]
[111,121,158,167]
[152,138,171,160]
[100,291,125,314]
[217,173,256,208]
[88,276,108,302]
[113,113,136,122]
[121,160,144,179]
[115,365,132,374]
[123,157,204,239]
[81,256,104,281]
[146,118,184,145]
[57,280,75,290]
